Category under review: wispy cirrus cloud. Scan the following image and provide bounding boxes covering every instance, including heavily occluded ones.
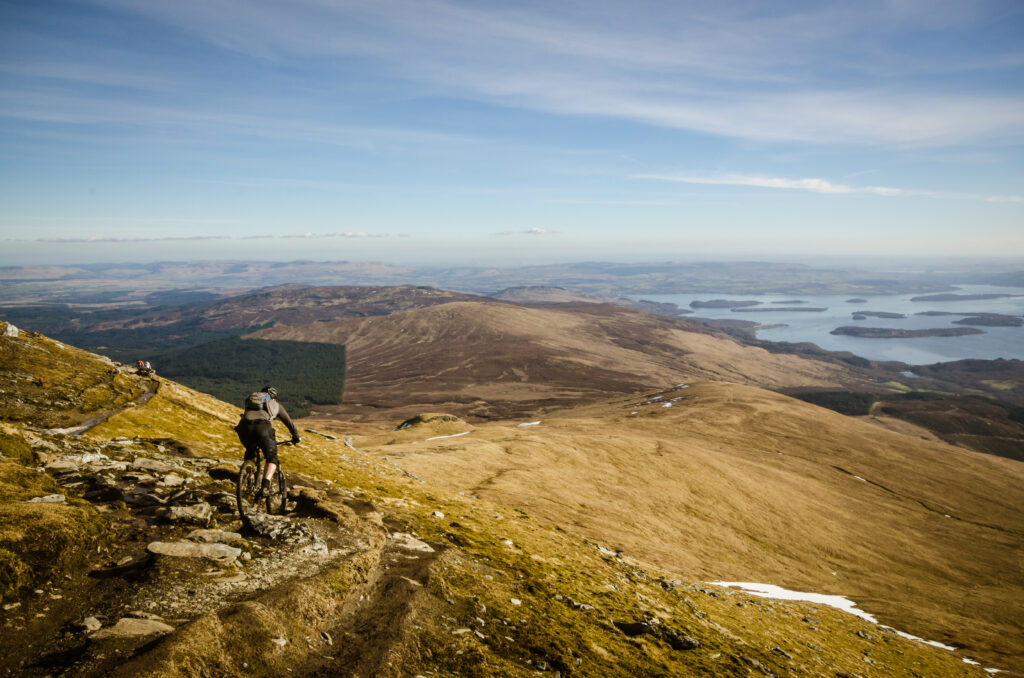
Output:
[88,0,1024,147]
[25,232,393,243]
[636,173,1024,203]
[280,232,390,239]
[35,235,229,243]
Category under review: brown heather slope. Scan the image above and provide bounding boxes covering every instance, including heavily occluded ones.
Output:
[251,300,861,420]
[346,382,1024,673]
[83,284,484,336]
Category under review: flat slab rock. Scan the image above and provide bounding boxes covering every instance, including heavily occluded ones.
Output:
[147,540,241,562]
[388,532,435,553]
[28,494,67,503]
[167,502,214,525]
[91,617,175,639]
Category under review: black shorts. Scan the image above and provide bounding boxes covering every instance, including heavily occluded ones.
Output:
[235,418,278,466]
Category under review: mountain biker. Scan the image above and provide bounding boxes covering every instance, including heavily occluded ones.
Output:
[235,386,301,498]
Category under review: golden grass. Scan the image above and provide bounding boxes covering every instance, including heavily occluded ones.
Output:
[365,382,1024,670]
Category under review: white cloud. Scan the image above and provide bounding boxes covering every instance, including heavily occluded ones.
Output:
[0,88,477,149]
[495,227,556,236]
[636,173,1024,203]
[89,0,1024,147]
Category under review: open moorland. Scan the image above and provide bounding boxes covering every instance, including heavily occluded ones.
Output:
[1,322,1022,676]
[248,300,866,421]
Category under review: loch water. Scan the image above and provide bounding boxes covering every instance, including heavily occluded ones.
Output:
[638,284,1024,366]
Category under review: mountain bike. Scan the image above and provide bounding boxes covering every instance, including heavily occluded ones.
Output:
[236,441,290,521]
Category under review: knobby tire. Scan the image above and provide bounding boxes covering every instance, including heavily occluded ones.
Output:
[265,467,287,515]
[236,459,260,523]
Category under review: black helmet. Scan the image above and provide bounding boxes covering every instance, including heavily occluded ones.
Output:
[262,386,278,399]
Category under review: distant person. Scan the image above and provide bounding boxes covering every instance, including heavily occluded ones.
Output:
[235,386,301,497]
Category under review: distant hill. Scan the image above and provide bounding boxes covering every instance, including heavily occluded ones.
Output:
[250,299,863,420]
[11,284,484,362]
[491,285,691,317]
[0,259,980,305]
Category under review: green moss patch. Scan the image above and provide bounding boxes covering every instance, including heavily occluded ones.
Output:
[0,431,35,464]
[0,460,60,501]
[0,500,108,603]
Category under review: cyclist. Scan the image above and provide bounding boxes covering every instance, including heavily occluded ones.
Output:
[235,386,301,498]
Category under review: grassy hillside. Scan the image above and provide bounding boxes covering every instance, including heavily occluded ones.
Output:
[0,322,1006,676]
[336,382,1024,673]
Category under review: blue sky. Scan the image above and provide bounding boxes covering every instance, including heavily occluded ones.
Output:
[1,0,1023,266]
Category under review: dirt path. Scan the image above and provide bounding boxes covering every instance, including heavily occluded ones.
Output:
[45,378,160,436]
[305,533,443,677]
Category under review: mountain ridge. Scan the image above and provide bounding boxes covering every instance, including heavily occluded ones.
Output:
[250,299,864,421]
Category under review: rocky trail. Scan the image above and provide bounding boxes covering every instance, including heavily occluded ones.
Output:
[0,429,439,678]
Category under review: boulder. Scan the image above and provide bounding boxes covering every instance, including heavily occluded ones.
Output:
[91,617,174,639]
[147,540,240,563]
[160,473,187,488]
[388,532,435,553]
[28,494,67,503]
[167,502,213,526]
[80,616,103,632]
[131,458,173,474]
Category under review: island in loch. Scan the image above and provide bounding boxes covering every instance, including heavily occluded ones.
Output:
[830,326,985,338]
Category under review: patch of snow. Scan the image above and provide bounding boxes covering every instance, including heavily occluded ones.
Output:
[518,421,541,427]
[662,402,673,408]
[710,582,878,623]
[854,476,867,482]
[710,581,995,667]
[880,625,956,651]
[963,658,980,665]
[426,432,470,441]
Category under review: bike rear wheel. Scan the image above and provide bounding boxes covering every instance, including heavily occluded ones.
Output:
[265,467,287,515]
[236,459,261,521]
